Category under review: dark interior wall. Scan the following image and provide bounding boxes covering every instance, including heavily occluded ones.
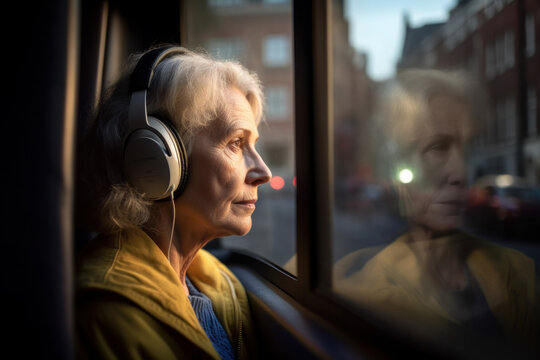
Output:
[78,0,181,137]
[6,1,180,358]
[7,0,78,358]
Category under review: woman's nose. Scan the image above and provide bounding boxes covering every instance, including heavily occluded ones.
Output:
[447,148,466,186]
[246,150,272,186]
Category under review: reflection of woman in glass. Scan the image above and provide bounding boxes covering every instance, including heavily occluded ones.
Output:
[334,69,538,350]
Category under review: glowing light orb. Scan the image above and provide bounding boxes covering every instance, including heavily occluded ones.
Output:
[270,176,285,190]
[398,169,414,184]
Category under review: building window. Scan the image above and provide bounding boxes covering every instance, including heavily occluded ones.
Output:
[485,43,494,79]
[263,35,290,67]
[496,100,506,141]
[467,15,478,33]
[505,97,516,140]
[208,0,245,6]
[496,97,516,141]
[495,35,505,75]
[486,31,515,78]
[528,87,538,136]
[525,14,535,57]
[265,86,289,120]
[263,143,289,169]
[504,30,514,69]
[484,4,495,19]
[207,38,245,62]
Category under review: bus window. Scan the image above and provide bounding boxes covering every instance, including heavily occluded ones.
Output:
[331,0,539,356]
[182,0,297,275]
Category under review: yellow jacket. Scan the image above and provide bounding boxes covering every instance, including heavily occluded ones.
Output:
[334,232,539,348]
[76,228,255,359]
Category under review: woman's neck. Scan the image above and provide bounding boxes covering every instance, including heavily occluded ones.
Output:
[407,225,469,290]
[144,202,214,297]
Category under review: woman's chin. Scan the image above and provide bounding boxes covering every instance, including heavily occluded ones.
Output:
[223,219,253,237]
[412,213,463,234]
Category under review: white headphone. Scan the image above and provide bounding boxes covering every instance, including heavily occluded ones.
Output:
[123,46,189,200]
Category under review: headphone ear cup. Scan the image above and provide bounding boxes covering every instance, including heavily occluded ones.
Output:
[163,119,189,198]
[123,117,184,200]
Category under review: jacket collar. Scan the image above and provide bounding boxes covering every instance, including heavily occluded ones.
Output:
[371,231,535,331]
[76,228,228,358]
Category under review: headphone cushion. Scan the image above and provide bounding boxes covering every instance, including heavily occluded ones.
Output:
[123,118,182,200]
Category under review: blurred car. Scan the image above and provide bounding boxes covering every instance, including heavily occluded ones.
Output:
[465,174,540,239]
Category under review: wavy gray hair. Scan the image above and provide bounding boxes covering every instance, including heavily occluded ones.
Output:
[77,46,264,234]
[373,68,487,172]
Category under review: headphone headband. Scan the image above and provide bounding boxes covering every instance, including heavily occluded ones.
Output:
[129,46,187,92]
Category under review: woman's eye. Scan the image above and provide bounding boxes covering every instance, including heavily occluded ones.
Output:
[427,141,450,153]
[229,138,244,151]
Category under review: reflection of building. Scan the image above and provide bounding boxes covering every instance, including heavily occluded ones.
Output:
[397,0,540,185]
[183,0,295,182]
[332,0,375,208]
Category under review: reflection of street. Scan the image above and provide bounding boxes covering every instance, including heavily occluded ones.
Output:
[332,209,407,261]
[333,208,540,266]
[223,191,540,269]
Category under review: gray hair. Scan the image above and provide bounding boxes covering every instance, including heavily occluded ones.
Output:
[378,68,484,149]
[77,46,264,234]
[374,68,486,171]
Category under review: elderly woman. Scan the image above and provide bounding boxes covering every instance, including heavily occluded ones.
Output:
[333,69,538,350]
[75,45,271,359]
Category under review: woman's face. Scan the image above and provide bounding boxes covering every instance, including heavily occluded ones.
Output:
[401,96,471,233]
[176,87,272,238]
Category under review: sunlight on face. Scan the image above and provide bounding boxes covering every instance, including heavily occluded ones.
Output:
[175,87,272,239]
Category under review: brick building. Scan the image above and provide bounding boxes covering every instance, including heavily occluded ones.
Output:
[398,0,539,184]
[332,0,375,187]
[183,0,295,184]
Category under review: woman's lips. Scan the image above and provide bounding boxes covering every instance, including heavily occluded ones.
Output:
[234,199,257,209]
[438,200,464,206]
[435,200,465,214]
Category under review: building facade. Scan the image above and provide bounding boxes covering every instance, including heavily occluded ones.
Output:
[183,0,295,184]
[398,0,539,184]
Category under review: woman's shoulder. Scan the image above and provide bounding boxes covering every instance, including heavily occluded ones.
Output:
[76,291,159,342]
[76,291,216,360]
[460,231,535,270]
[333,245,386,280]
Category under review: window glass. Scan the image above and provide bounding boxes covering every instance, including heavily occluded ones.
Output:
[265,86,290,120]
[262,35,290,67]
[207,38,246,62]
[183,0,296,274]
[331,0,539,355]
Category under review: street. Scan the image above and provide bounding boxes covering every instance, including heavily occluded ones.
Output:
[223,193,540,270]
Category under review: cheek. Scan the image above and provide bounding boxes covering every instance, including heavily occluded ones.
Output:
[198,156,245,208]
[408,187,434,214]
[407,187,462,230]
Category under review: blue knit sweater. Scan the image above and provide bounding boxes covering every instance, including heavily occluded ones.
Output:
[186,277,235,360]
